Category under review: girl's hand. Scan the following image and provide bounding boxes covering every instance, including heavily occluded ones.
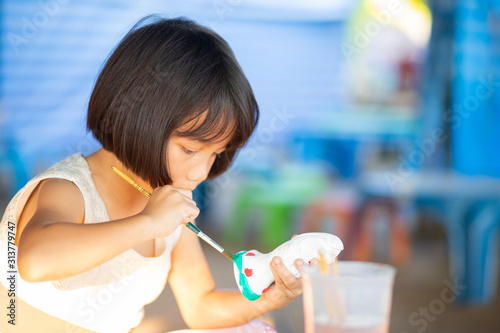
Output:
[256,256,304,311]
[140,186,200,238]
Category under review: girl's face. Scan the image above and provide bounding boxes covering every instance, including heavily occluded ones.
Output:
[166,135,228,190]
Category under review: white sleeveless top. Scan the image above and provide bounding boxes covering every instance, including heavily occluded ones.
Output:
[0,154,182,332]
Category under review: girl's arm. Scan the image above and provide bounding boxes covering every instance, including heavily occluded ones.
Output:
[168,227,303,329]
[17,179,198,282]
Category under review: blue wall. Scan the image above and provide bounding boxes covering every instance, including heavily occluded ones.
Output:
[1,0,353,188]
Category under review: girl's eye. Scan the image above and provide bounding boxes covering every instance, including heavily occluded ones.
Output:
[183,147,197,155]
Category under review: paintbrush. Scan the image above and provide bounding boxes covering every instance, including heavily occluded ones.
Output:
[111,166,236,261]
[318,251,346,324]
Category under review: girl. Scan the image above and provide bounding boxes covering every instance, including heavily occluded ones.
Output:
[0,16,303,332]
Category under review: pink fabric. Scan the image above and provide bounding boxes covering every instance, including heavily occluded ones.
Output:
[167,320,277,332]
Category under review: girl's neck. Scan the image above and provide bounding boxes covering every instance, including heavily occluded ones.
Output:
[84,148,152,219]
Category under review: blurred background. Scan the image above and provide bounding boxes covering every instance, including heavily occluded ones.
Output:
[1,0,500,332]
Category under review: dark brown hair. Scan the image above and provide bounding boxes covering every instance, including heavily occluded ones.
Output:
[87,16,259,187]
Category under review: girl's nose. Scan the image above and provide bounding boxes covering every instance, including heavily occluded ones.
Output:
[187,158,212,183]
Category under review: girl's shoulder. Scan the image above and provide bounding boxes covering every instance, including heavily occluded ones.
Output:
[3,153,108,229]
[20,177,86,225]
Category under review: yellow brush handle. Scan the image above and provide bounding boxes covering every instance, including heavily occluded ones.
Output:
[111,166,152,198]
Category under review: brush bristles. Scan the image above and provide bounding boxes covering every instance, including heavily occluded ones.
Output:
[223,250,236,261]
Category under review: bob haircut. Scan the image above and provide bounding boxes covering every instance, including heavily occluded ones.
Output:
[87,16,259,188]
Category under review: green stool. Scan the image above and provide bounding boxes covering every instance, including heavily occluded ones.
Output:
[224,166,328,251]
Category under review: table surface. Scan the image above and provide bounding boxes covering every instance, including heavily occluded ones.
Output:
[166,320,276,332]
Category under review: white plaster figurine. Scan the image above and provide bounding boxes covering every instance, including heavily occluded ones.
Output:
[233,232,344,300]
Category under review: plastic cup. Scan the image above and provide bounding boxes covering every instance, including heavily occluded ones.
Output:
[302,261,396,333]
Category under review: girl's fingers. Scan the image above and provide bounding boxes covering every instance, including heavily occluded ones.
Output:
[182,205,200,223]
[294,258,305,271]
[172,187,194,199]
[181,196,197,207]
[168,187,197,206]
[270,257,285,286]
[270,257,302,293]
